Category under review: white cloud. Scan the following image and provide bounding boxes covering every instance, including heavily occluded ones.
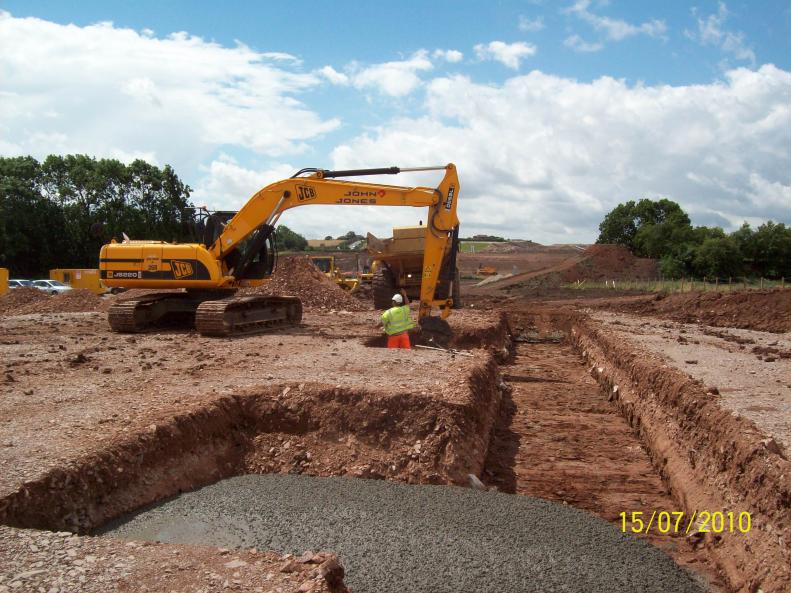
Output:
[190,155,296,211]
[347,50,434,97]
[433,49,464,63]
[260,51,302,64]
[686,2,756,64]
[317,65,350,85]
[473,41,537,70]
[564,34,604,53]
[0,11,339,169]
[518,16,545,32]
[328,66,791,243]
[565,0,667,43]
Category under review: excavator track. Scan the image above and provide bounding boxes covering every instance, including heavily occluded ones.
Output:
[107,292,198,333]
[195,295,303,337]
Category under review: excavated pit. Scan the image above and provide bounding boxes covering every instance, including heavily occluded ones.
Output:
[0,360,503,535]
[0,311,510,533]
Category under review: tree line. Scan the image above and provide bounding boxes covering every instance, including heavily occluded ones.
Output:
[597,198,791,279]
[0,155,314,277]
[0,155,195,277]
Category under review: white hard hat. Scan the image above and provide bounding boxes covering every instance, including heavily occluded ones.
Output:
[392,293,403,304]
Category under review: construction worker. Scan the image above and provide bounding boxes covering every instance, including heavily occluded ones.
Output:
[381,289,415,349]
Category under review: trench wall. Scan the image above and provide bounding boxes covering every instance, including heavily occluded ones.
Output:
[565,313,791,593]
[0,357,505,535]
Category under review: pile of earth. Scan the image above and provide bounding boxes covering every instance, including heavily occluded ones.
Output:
[242,256,369,311]
[560,244,658,282]
[352,281,373,301]
[614,288,791,332]
[0,288,105,316]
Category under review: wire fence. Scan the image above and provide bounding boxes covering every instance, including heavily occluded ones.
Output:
[564,277,788,293]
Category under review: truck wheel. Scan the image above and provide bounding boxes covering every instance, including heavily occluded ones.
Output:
[452,269,462,308]
[372,265,396,310]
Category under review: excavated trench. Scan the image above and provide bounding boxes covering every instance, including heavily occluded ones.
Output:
[491,308,791,593]
[3,307,784,592]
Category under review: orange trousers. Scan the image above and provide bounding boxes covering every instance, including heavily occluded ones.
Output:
[387,332,411,349]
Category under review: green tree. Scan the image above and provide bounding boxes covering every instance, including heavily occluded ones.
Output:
[275,225,307,251]
[751,222,791,278]
[597,198,693,257]
[0,156,70,276]
[659,254,686,279]
[692,236,744,278]
[1,154,193,276]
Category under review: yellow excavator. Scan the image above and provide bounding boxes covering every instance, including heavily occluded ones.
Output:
[100,164,460,338]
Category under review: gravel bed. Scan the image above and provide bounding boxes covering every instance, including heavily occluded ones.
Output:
[102,474,706,593]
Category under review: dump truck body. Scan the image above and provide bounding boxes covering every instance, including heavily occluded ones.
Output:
[367,225,460,310]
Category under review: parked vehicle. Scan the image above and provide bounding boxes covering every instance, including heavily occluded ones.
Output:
[32,279,73,295]
[8,279,33,289]
[49,268,111,294]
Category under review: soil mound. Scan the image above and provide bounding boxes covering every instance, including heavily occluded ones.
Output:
[0,288,49,315]
[243,256,369,311]
[617,289,791,332]
[0,288,105,316]
[560,244,657,282]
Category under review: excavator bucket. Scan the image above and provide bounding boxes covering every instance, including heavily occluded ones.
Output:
[419,315,453,348]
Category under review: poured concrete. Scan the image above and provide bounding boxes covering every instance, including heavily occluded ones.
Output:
[103,474,705,593]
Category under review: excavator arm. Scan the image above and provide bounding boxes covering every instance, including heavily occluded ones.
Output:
[211,164,460,319]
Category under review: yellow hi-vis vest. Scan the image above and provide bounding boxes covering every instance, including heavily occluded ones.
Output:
[381,304,415,336]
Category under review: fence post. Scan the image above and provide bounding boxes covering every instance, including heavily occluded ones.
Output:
[783,277,786,289]
[760,277,764,289]
[743,278,747,290]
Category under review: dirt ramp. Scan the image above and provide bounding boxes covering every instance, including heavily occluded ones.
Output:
[468,244,657,294]
[561,244,658,282]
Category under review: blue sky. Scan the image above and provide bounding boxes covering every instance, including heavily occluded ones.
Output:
[1,1,790,241]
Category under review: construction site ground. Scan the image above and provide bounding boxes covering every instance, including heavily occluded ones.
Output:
[1,250,790,593]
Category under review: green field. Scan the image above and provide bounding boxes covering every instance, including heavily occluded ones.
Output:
[459,241,495,253]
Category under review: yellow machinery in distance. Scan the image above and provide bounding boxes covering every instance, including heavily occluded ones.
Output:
[308,256,360,292]
[100,164,460,337]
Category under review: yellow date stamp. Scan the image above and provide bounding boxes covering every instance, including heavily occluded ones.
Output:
[620,511,751,535]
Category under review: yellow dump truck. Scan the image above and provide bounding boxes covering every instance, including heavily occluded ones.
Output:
[49,268,110,294]
[0,268,8,296]
[367,225,461,310]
